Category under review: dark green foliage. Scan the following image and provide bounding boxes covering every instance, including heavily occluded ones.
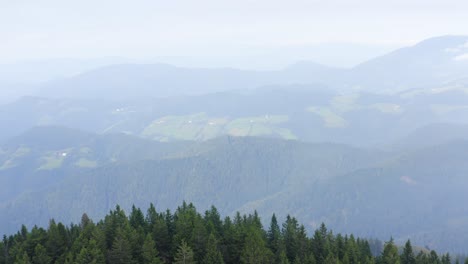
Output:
[75,239,105,264]
[203,233,224,264]
[0,202,453,264]
[15,250,31,264]
[107,229,133,264]
[240,226,273,264]
[174,240,196,264]
[381,238,400,264]
[401,240,416,264]
[142,234,162,264]
[32,244,51,264]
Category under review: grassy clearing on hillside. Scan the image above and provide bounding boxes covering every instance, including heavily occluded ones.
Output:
[307,107,347,128]
[142,113,295,141]
[75,158,98,168]
[38,153,66,170]
[0,147,31,170]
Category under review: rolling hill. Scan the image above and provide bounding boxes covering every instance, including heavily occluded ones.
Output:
[2,81,468,147]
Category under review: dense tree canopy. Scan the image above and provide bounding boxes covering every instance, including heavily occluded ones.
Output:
[0,202,462,264]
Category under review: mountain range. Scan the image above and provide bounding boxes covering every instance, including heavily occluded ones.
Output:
[1,35,468,254]
[29,35,468,99]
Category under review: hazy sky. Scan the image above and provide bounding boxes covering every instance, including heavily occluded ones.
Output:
[2,0,468,67]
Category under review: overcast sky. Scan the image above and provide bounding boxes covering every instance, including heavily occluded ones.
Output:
[2,0,468,67]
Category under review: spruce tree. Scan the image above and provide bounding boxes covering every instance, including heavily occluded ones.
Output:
[32,244,51,264]
[381,238,400,264]
[16,251,31,264]
[75,240,105,264]
[441,253,451,264]
[401,240,416,264]
[429,250,440,264]
[108,232,133,264]
[142,234,162,264]
[240,227,273,264]
[303,252,317,264]
[174,240,196,264]
[203,234,224,264]
[282,215,299,262]
[267,214,281,254]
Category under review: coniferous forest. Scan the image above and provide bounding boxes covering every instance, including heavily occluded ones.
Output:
[0,202,463,264]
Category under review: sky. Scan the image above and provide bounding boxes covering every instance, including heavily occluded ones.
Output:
[2,0,468,68]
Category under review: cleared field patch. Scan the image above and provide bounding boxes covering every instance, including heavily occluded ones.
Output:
[38,152,68,170]
[307,107,347,128]
[142,113,295,141]
[75,158,98,168]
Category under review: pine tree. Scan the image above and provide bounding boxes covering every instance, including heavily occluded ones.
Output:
[80,213,92,229]
[146,203,158,228]
[16,251,31,264]
[282,215,299,262]
[0,242,5,264]
[204,206,223,237]
[240,227,273,264]
[203,234,224,264]
[323,254,339,264]
[221,216,242,264]
[429,250,440,264]
[108,232,133,264]
[296,225,310,261]
[45,220,68,262]
[267,214,281,250]
[303,252,317,264]
[152,215,171,260]
[311,223,327,263]
[441,253,451,264]
[174,240,196,264]
[415,251,428,264]
[401,240,416,264]
[32,244,51,264]
[142,234,162,264]
[129,205,146,230]
[190,214,208,261]
[381,238,400,264]
[75,239,105,264]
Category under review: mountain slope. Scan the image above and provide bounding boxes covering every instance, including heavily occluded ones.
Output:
[347,35,468,92]
[0,126,190,201]
[1,127,468,252]
[0,128,380,235]
[239,140,468,253]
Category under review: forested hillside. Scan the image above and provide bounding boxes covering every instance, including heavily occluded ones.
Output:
[0,202,460,264]
[2,127,468,253]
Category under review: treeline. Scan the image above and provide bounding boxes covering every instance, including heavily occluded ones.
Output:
[0,202,464,264]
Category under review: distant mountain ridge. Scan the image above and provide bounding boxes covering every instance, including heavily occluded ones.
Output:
[34,35,468,100]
